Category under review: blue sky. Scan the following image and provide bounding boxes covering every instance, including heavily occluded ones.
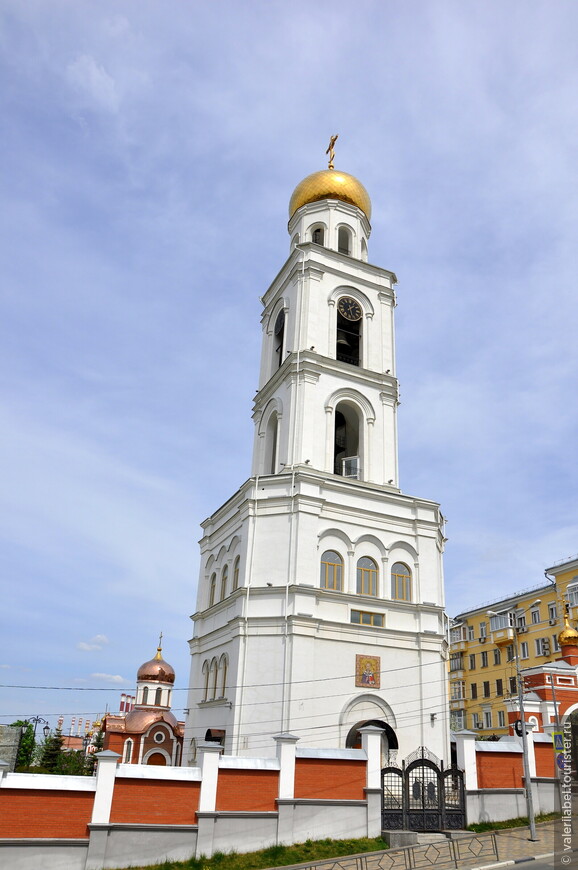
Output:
[1,1,577,731]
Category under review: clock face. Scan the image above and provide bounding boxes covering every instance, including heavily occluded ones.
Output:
[338,296,362,321]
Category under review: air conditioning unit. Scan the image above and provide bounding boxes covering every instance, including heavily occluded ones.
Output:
[342,456,361,479]
[517,626,528,634]
[479,637,486,643]
[549,618,557,625]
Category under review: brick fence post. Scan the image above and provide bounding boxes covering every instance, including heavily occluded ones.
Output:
[274,732,299,844]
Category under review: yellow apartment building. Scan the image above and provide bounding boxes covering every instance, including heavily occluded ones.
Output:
[449,555,578,734]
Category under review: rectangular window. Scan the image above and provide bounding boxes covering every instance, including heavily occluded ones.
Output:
[496,679,503,696]
[450,626,463,644]
[484,711,492,729]
[509,676,517,695]
[450,653,464,672]
[469,654,476,670]
[553,634,560,652]
[535,637,551,656]
[567,585,578,607]
[468,625,475,641]
[470,683,478,700]
[351,610,384,627]
[531,608,541,624]
[549,603,557,620]
[483,681,490,698]
[520,641,529,659]
[481,651,488,668]
[516,613,526,627]
[451,710,465,731]
[472,713,481,729]
[506,644,515,662]
[493,648,501,666]
[451,681,465,701]
[498,710,506,727]
[479,621,487,638]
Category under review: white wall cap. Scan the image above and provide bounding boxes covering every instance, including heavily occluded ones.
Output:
[296,747,366,760]
[219,756,280,770]
[475,741,523,753]
[116,763,202,781]
[2,772,96,790]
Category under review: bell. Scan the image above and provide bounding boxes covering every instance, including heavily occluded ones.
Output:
[336,331,350,347]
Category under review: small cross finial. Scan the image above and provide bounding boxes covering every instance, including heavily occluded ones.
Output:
[155,632,163,659]
[326,134,338,169]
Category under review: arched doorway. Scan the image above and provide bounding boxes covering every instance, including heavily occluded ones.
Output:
[146,752,167,766]
[345,718,398,766]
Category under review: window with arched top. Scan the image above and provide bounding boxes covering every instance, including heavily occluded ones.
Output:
[338,226,352,255]
[312,225,324,245]
[320,550,343,591]
[155,687,162,706]
[202,660,210,702]
[334,401,361,479]
[264,411,279,474]
[219,655,228,698]
[142,686,149,705]
[273,309,285,370]
[357,557,378,596]
[336,296,362,367]
[391,562,412,601]
[123,739,133,763]
[209,573,216,607]
[220,565,228,601]
[233,556,240,591]
[210,658,218,700]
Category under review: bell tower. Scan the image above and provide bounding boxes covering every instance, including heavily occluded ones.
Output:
[185,147,449,765]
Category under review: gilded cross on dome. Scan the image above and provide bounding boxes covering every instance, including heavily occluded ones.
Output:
[326,134,338,169]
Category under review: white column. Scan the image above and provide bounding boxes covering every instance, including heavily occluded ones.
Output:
[91,750,120,824]
[198,742,223,812]
[454,730,478,791]
[274,733,299,799]
[359,725,382,790]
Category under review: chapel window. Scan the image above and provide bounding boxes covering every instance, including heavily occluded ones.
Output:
[312,225,324,245]
[391,562,412,602]
[155,687,162,706]
[336,296,361,367]
[338,226,352,255]
[320,550,343,591]
[273,309,285,369]
[334,402,361,478]
[220,565,228,601]
[357,557,378,596]
[209,573,217,607]
[233,556,240,591]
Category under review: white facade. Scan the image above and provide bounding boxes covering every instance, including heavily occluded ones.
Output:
[185,174,450,764]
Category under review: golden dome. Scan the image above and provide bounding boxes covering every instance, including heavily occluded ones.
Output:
[558,610,578,647]
[137,645,175,685]
[289,169,372,220]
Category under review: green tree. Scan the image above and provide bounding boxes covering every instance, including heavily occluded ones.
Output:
[55,750,88,776]
[11,720,35,770]
[39,729,64,772]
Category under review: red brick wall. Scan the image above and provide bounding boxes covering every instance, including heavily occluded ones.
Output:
[294,759,366,800]
[0,790,93,839]
[110,779,200,824]
[535,743,556,778]
[216,769,279,812]
[476,752,523,788]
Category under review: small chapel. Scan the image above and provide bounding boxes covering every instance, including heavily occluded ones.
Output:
[103,641,184,765]
[185,144,450,764]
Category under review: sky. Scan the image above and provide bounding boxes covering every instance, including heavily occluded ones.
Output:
[1,0,577,733]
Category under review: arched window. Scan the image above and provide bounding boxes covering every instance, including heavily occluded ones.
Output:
[360,239,368,262]
[336,296,361,366]
[202,660,210,702]
[155,687,163,706]
[220,565,228,601]
[312,225,324,245]
[219,655,228,698]
[338,226,352,255]
[233,556,240,591]
[320,550,343,591]
[142,686,149,705]
[274,309,285,369]
[391,562,412,601]
[210,658,218,700]
[264,411,279,474]
[357,557,378,596]
[209,573,216,607]
[334,401,361,478]
[123,739,133,763]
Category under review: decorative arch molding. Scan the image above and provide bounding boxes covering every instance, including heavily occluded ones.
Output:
[257,396,284,436]
[561,703,578,724]
[339,693,397,730]
[318,527,353,551]
[387,540,419,565]
[205,554,216,572]
[328,285,374,318]
[353,533,387,559]
[227,535,241,554]
[215,545,228,566]
[325,388,376,424]
[265,298,290,335]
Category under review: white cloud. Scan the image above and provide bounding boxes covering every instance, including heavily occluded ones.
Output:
[77,634,109,652]
[90,673,129,685]
[66,54,119,113]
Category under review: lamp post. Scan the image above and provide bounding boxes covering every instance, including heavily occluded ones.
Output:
[488,605,538,842]
[25,716,49,739]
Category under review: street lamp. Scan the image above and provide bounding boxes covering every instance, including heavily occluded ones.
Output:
[25,716,49,739]
[488,604,539,841]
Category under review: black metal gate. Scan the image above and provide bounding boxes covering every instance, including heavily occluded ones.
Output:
[382,747,466,832]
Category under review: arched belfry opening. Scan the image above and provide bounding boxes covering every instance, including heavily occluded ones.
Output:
[334,402,361,479]
[336,296,362,366]
[264,411,279,474]
[273,309,285,370]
